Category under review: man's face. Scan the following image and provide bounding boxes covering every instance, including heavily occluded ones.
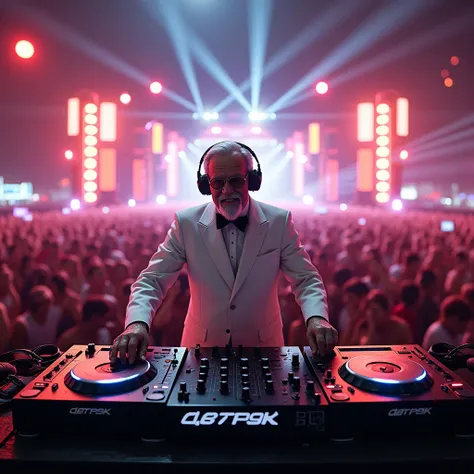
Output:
[208,153,249,221]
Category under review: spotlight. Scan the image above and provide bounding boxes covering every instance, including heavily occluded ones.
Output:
[128,199,136,208]
[150,81,163,94]
[164,154,172,163]
[392,199,403,211]
[248,111,269,121]
[285,151,294,159]
[145,121,153,131]
[315,81,329,95]
[15,40,35,59]
[211,126,222,134]
[120,92,131,105]
[156,194,167,205]
[202,111,219,121]
[250,126,262,135]
[102,206,110,214]
[302,195,314,205]
[178,151,187,159]
[340,203,348,211]
[400,150,408,160]
[299,155,308,164]
[70,199,80,211]
[64,150,73,160]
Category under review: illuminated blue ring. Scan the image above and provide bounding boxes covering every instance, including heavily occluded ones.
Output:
[70,360,151,384]
[345,359,427,385]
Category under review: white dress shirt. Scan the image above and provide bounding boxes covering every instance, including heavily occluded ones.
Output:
[219,200,250,275]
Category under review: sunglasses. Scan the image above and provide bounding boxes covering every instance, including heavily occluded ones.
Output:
[209,175,248,190]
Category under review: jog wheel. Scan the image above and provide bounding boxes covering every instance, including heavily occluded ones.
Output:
[65,358,157,395]
[339,356,433,395]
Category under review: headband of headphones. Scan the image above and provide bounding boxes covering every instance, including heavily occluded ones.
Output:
[196,141,261,180]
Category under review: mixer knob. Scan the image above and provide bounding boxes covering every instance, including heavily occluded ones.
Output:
[241,373,250,384]
[199,364,209,374]
[220,373,228,382]
[87,343,95,355]
[184,391,190,403]
[195,344,201,357]
[291,353,299,366]
[292,376,300,389]
[325,369,332,379]
[264,373,272,382]
[201,358,209,367]
[179,381,187,392]
[313,392,321,404]
[220,367,228,376]
[305,380,315,393]
[220,358,229,367]
[240,367,249,375]
[261,357,269,366]
[240,357,249,367]
[199,372,207,380]
[262,365,270,375]
[241,386,251,402]
[178,391,184,402]
[212,346,219,357]
[196,379,206,393]
[288,371,294,381]
[220,380,229,394]
[265,379,274,392]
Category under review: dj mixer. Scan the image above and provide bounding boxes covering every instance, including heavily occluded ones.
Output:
[165,345,327,439]
[11,343,474,442]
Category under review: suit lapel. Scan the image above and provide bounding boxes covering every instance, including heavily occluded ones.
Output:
[198,202,235,290]
[231,198,268,301]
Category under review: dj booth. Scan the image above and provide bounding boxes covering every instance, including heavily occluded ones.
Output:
[1,343,474,473]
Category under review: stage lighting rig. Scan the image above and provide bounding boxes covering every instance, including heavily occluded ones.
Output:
[248,111,276,122]
[193,111,219,121]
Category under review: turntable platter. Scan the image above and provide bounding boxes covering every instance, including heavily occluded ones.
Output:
[339,355,433,395]
[65,356,157,395]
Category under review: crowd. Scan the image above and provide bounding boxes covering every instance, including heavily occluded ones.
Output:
[0,204,473,355]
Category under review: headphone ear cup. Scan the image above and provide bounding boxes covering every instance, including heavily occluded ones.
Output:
[248,170,262,191]
[197,175,211,195]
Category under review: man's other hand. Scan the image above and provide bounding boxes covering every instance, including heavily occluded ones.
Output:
[110,322,149,365]
[306,317,338,356]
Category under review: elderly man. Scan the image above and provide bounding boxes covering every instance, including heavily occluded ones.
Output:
[111,141,337,364]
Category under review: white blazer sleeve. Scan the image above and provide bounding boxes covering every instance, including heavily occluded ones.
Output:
[280,211,329,323]
[125,214,186,330]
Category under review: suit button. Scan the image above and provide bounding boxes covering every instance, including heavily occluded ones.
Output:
[230,305,236,310]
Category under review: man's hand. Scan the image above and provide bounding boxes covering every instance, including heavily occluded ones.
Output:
[110,322,149,365]
[306,317,338,356]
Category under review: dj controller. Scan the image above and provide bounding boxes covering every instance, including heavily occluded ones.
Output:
[11,343,474,442]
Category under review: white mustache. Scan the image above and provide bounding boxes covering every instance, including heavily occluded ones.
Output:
[220,196,240,203]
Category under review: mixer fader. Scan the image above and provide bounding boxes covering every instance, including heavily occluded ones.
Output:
[166,345,328,439]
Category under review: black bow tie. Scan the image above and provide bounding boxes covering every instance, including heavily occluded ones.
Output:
[216,213,248,232]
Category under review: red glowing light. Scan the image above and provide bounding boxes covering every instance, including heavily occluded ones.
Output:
[15,40,35,59]
[150,81,163,94]
[444,77,454,88]
[315,81,329,95]
[450,56,459,66]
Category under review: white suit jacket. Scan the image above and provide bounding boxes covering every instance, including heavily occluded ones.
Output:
[125,197,328,347]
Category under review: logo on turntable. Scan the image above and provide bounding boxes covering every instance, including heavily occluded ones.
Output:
[69,407,111,416]
[388,408,432,416]
[180,411,279,426]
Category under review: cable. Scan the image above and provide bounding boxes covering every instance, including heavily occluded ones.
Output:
[0,344,61,378]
